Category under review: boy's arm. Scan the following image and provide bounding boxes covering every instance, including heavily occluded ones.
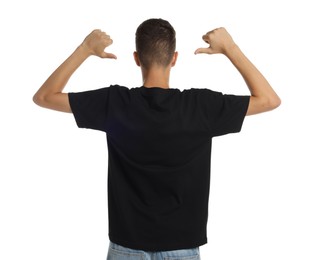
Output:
[33,30,116,113]
[195,27,281,116]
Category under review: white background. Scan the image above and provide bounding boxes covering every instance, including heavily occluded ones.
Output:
[1,0,312,259]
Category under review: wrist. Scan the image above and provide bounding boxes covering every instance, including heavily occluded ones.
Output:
[77,43,92,59]
[223,43,240,58]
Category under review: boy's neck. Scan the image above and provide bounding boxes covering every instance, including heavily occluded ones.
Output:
[141,66,171,89]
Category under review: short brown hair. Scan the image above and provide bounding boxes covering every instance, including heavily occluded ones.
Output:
[135,18,176,69]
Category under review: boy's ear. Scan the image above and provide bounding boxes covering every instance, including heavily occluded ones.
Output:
[133,51,141,67]
[171,51,178,67]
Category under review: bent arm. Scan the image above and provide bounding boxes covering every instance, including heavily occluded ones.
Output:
[224,44,281,115]
[33,30,116,113]
[33,45,90,112]
[195,27,281,116]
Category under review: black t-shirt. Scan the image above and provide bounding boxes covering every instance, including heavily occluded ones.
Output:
[68,85,250,251]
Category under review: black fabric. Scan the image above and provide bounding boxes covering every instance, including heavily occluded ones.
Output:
[68,85,250,251]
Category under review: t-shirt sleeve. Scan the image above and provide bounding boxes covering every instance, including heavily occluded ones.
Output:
[68,87,111,131]
[200,89,250,137]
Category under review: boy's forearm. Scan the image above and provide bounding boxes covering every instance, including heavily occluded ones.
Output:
[33,30,115,112]
[34,44,90,98]
[195,27,281,115]
[225,45,280,104]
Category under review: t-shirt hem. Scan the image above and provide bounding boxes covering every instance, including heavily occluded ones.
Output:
[109,235,207,252]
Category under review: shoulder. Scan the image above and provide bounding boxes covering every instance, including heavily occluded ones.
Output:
[181,88,223,102]
[110,85,140,95]
[182,88,221,95]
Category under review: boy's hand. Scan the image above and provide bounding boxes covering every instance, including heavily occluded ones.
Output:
[195,27,237,55]
[81,29,117,59]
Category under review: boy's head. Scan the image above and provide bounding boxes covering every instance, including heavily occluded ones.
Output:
[135,18,176,70]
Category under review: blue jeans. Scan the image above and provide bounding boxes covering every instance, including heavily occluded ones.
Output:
[107,242,201,260]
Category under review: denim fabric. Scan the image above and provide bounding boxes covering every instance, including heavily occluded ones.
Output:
[107,242,201,260]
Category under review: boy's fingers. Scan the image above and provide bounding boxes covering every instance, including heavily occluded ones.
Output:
[100,52,117,59]
[194,47,214,55]
[202,34,210,44]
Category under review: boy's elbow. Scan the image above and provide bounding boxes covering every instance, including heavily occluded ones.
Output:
[32,92,71,113]
[261,95,281,113]
[247,95,281,115]
[33,92,44,107]
[268,95,281,111]
[33,92,49,108]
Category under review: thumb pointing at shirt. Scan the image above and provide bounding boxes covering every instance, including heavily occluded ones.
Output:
[81,29,117,59]
[195,27,236,55]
